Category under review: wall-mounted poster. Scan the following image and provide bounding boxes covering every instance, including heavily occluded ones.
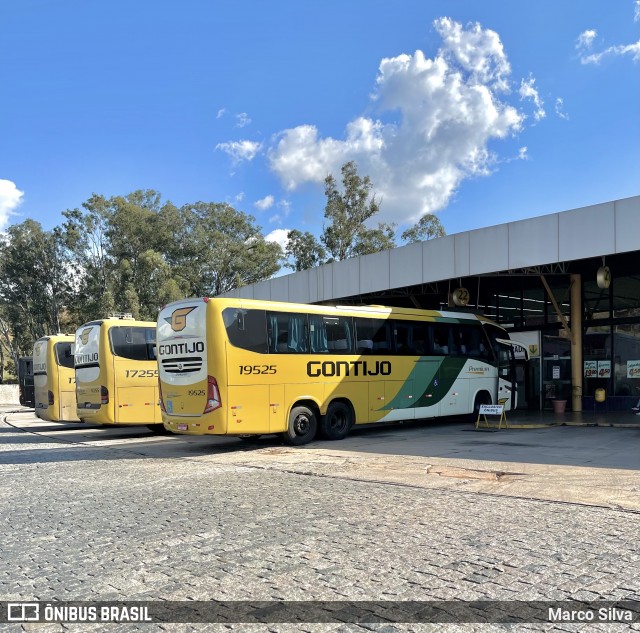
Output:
[597,360,611,378]
[627,360,640,378]
[584,361,597,378]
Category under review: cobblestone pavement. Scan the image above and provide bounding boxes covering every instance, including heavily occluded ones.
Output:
[1,416,639,633]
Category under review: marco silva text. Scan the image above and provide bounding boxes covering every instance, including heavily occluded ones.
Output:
[549,607,634,623]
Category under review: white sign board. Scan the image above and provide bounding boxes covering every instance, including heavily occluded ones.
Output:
[597,360,611,379]
[552,365,560,379]
[627,360,640,379]
[584,360,597,378]
[479,404,504,416]
[507,331,540,358]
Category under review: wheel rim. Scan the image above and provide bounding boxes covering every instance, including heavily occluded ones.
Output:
[329,409,348,433]
[293,412,311,436]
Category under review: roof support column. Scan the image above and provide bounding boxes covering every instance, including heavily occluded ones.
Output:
[570,274,583,412]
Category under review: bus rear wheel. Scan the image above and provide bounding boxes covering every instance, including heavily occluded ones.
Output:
[146,424,170,434]
[320,401,353,440]
[282,405,317,446]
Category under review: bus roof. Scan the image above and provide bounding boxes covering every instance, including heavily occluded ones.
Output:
[166,297,500,326]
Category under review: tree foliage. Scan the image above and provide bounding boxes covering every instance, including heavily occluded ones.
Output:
[321,161,393,262]
[0,190,281,379]
[400,214,446,243]
[0,174,447,379]
[284,230,327,272]
[284,161,446,272]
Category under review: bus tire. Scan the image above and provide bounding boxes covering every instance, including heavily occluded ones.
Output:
[238,435,262,442]
[469,392,491,422]
[146,424,170,434]
[320,401,353,440]
[282,405,317,446]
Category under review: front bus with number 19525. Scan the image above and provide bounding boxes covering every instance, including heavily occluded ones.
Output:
[157,297,520,445]
[74,315,163,431]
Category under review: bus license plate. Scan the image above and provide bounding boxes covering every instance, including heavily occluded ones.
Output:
[177,424,188,431]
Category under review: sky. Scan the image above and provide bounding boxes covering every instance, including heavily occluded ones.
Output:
[1,0,639,253]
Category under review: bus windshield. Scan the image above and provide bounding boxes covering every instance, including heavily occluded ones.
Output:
[55,342,74,369]
[109,326,156,361]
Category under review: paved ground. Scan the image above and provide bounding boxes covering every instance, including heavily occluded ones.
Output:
[1,408,639,632]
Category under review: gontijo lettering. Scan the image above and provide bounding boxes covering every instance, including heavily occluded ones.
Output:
[159,341,204,355]
[307,360,392,377]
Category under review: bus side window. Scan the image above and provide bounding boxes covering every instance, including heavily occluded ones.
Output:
[431,325,450,355]
[357,339,373,354]
[394,320,417,355]
[355,318,390,355]
[321,315,352,354]
[309,315,328,353]
[224,308,269,354]
[267,312,308,354]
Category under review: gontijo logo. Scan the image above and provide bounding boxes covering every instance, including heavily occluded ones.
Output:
[165,306,195,332]
[79,327,93,345]
[34,342,43,356]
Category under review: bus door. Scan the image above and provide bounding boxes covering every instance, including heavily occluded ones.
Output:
[495,339,524,411]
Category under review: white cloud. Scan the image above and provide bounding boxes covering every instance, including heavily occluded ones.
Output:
[215,140,263,164]
[254,195,275,210]
[576,29,597,50]
[580,41,640,64]
[518,147,528,160]
[577,8,640,65]
[236,112,251,128]
[519,76,546,121]
[267,18,525,224]
[0,179,24,230]
[216,108,226,119]
[554,97,569,120]
[264,228,290,250]
[277,199,292,217]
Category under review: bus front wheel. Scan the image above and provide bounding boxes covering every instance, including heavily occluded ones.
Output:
[320,401,353,440]
[282,405,317,446]
[470,392,491,422]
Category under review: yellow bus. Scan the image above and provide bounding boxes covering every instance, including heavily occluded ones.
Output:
[74,316,162,429]
[33,334,79,422]
[157,298,518,445]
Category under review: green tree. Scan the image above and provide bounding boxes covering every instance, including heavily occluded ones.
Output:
[284,229,326,272]
[401,214,446,243]
[62,193,115,325]
[107,190,182,319]
[0,220,73,357]
[321,161,396,262]
[352,222,397,256]
[63,190,185,322]
[176,202,282,297]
